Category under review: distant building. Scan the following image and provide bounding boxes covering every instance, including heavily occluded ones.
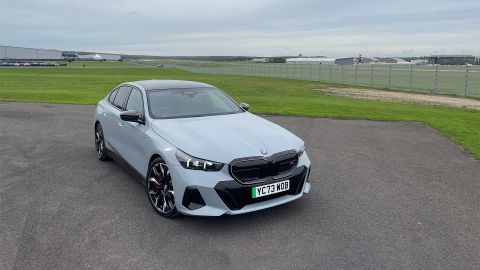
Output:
[427,55,476,65]
[376,57,396,64]
[334,57,356,65]
[0,45,63,61]
[286,57,336,64]
[410,59,428,66]
[373,57,410,64]
[250,58,268,63]
[77,53,122,61]
[359,57,379,64]
[269,57,286,63]
[392,58,410,65]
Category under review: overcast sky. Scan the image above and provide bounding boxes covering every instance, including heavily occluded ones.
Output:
[1,0,479,57]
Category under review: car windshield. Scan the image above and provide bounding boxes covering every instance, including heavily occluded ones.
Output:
[147,88,243,119]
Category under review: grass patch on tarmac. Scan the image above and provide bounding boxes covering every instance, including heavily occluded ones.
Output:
[0,67,479,159]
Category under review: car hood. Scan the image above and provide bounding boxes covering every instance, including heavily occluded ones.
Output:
[151,112,303,163]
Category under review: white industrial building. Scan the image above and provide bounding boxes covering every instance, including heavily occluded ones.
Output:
[286,56,413,65]
[286,57,336,64]
[77,53,122,61]
[0,45,63,60]
[250,58,268,63]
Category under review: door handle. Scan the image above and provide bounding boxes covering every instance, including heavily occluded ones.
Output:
[103,112,108,116]
[118,122,124,127]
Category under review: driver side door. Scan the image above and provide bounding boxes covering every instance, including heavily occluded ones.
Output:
[116,87,152,175]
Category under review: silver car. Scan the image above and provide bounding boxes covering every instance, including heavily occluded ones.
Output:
[94,80,312,217]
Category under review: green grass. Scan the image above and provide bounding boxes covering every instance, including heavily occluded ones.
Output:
[170,61,480,97]
[0,67,479,159]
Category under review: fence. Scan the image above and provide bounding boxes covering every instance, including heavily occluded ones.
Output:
[166,62,480,98]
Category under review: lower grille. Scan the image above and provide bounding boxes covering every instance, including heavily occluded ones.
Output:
[215,165,308,210]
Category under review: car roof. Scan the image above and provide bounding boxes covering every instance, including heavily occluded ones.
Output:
[126,80,214,91]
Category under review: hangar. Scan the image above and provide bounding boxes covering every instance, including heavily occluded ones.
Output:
[286,57,336,64]
[427,55,477,65]
[0,45,63,61]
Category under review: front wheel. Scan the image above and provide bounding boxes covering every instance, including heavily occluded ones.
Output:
[147,158,179,218]
[95,123,109,161]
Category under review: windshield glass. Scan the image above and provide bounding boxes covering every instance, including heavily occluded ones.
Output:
[147,88,243,119]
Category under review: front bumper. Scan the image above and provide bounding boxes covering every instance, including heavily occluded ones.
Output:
[168,152,311,216]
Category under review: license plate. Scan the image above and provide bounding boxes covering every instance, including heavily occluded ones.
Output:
[252,180,290,198]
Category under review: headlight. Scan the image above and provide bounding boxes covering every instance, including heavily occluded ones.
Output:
[175,149,224,171]
[297,144,305,157]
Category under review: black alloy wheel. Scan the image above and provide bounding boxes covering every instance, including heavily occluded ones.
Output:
[95,123,108,161]
[147,158,179,218]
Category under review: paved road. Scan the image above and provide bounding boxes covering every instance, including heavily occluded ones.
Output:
[1,102,479,270]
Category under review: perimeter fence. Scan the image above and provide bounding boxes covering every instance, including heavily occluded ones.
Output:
[166,61,480,98]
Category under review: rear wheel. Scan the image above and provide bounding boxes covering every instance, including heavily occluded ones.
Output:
[95,123,109,161]
[147,158,179,218]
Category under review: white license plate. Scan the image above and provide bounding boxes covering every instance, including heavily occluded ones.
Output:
[252,180,290,198]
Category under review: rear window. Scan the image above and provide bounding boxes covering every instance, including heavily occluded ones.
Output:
[113,86,132,109]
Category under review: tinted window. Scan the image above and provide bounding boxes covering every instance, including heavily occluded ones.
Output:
[147,88,242,119]
[108,88,118,103]
[126,88,144,113]
[113,86,132,109]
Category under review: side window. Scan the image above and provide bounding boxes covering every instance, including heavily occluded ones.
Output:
[125,88,144,114]
[108,88,119,103]
[113,86,132,110]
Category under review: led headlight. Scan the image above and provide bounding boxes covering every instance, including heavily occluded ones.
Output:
[297,144,305,157]
[175,149,224,171]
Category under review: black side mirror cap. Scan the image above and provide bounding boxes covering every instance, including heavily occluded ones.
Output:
[239,103,250,111]
[120,111,145,124]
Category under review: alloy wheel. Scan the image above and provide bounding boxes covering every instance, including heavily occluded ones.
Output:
[147,162,176,215]
[95,125,105,159]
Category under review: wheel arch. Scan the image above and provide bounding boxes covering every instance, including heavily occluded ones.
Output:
[94,120,101,130]
[149,153,164,166]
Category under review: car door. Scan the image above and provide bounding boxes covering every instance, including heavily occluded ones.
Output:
[106,85,132,155]
[100,87,119,143]
[117,87,152,174]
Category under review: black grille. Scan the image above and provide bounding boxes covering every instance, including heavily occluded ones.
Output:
[229,150,298,184]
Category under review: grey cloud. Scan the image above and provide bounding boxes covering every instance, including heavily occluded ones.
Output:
[1,0,479,56]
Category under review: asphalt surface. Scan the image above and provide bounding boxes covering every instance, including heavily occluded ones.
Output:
[1,102,479,270]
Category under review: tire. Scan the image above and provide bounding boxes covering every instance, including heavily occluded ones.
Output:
[95,123,109,161]
[147,158,180,218]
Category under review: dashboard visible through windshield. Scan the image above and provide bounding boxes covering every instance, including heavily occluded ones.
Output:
[147,88,243,119]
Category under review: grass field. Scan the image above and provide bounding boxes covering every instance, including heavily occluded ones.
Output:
[165,61,480,98]
[0,67,479,159]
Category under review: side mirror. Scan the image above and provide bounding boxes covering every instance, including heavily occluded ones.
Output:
[120,111,145,124]
[239,103,250,111]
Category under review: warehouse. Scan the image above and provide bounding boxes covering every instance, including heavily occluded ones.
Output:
[427,55,477,65]
[334,57,356,65]
[0,45,63,60]
[286,57,335,64]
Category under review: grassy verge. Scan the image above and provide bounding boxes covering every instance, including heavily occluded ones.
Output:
[0,67,479,159]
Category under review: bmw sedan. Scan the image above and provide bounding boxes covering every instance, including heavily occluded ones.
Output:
[94,80,311,218]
